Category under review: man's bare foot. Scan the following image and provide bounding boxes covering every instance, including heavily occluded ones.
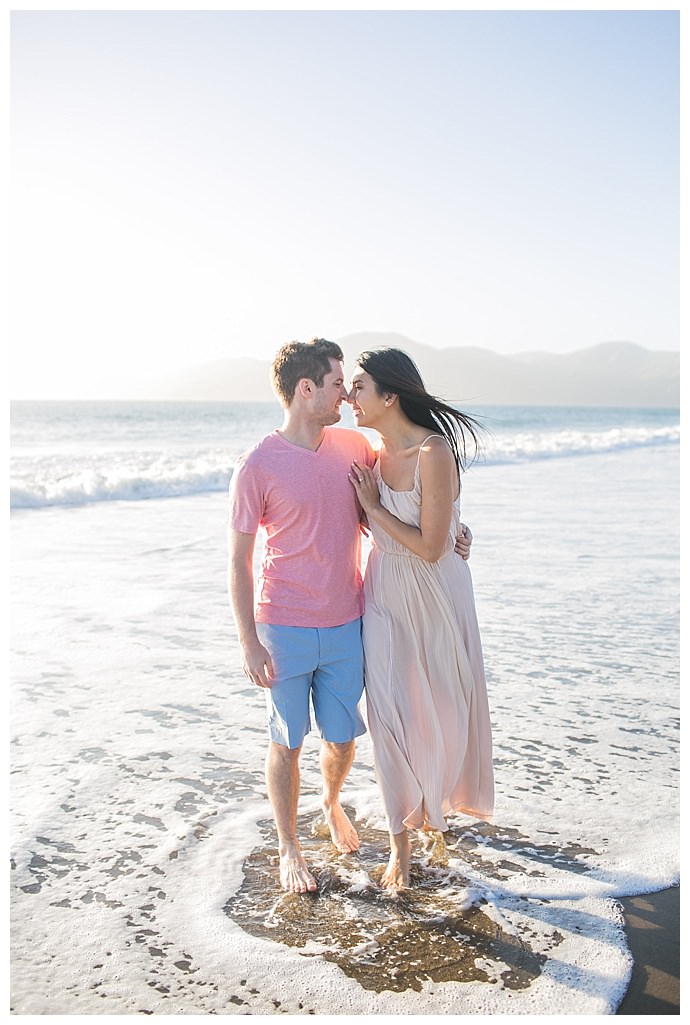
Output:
[322,801,359,853]
[279,844,318,893]
[382,830,411,890]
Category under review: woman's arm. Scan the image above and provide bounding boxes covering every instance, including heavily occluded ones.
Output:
[350,439,457,562]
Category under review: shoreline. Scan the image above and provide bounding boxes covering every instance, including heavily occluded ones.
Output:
[10,448,679,1015]
[617,887,679,1014]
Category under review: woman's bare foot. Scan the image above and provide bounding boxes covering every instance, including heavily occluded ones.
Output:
[382,830,411,890]
[418,828,449,866]
[322,800,360,853]
[279,843,317,893]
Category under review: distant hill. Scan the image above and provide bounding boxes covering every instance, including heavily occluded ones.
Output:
[133,333,679,408]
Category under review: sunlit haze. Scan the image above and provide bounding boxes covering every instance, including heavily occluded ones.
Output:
[10,6,679,399]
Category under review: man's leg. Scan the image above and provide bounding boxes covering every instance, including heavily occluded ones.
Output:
[312,620,365,855]
[266,741,317,893]
[256,624,318,892]
[320,740,359,853]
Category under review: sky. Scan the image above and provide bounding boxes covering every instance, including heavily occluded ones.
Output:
[9,4,680,399]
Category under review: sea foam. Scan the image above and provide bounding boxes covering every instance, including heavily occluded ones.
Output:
[10,411,680,510]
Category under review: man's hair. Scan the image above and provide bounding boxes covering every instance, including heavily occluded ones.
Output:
[271,338,344,406]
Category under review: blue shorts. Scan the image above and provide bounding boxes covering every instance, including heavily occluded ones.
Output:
[255,619,366,749]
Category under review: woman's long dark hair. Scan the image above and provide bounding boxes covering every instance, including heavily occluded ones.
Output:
[355,347,484,471]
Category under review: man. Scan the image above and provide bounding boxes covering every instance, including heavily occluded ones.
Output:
[228,338,471,893]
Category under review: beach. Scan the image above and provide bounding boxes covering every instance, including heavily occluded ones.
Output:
[617,888,679,1014]
[10,403,679,1015]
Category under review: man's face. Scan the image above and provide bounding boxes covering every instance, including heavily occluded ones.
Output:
[311,358,349,425]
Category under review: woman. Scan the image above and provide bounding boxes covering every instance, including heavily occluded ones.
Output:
[348,347,494,890]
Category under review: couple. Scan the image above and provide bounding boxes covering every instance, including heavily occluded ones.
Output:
[228,338,493,893]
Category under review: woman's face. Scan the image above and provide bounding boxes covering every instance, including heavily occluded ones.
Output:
[348,368,388,429]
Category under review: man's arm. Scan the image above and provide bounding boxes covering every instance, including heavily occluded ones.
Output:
[454,523,473,561]
[228,528,274,688]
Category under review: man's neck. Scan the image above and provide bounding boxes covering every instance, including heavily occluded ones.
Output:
[278,414,326,452]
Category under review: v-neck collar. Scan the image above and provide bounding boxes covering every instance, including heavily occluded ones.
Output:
[275,428,328,454]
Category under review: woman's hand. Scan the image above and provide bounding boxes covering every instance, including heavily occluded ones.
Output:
[349,460,381,514]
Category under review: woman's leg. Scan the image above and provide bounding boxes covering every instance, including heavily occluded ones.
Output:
[382,829,411,889]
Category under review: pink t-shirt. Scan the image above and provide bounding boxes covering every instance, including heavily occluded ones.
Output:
[229,427,375,627]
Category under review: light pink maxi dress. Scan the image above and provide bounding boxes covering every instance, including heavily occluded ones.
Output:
[362,437,494,834]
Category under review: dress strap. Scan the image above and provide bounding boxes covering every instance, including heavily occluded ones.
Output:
[415,434,447,470]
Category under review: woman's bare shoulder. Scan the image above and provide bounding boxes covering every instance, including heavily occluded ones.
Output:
[419,433,453,459]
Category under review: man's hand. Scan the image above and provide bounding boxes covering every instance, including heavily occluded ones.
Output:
[241,639,275,689]
[454,523,473,561]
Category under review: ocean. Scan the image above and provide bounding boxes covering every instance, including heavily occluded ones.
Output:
[10,400,680,1015]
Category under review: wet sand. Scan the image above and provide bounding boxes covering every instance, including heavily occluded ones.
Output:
[226,812,680,1012]
[617,887,680,1014]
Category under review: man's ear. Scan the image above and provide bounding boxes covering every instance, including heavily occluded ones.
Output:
[297,378,314,399]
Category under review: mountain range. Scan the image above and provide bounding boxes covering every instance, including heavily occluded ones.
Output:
[135,332,680,407]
